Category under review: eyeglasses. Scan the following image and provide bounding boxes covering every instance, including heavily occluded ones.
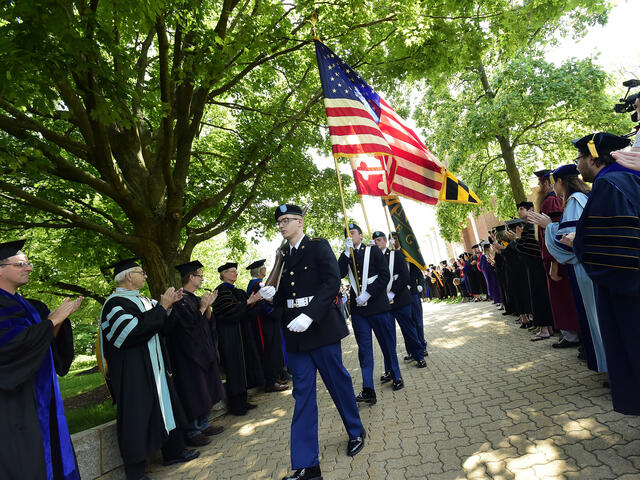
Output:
[276,217,300,227]
[572,154,584,165]
[0,261,33,268]
[193,274,204,278]
[130,270,147,276]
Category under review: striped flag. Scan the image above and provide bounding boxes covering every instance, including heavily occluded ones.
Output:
[439,170,482,205]
[315,39,444,204]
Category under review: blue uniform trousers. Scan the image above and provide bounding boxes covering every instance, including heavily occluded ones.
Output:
[287,342,363,469]
[390,303,424,363]
[410,293,427,351]
[352,311,401,389]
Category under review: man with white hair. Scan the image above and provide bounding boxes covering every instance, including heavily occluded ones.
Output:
[100,258,199,480]
[0,239,82,480]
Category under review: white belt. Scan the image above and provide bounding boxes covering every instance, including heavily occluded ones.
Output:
[287,296,314,308]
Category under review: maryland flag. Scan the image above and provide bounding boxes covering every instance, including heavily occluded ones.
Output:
[439,169,482,205]
[382,195,427,270]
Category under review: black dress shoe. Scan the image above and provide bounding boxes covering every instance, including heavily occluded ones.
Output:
[552,339,580,349]
[202,425,224,436]
[282,466,322,480]
[392,378,404,391]
[355,388,377,405]
[347,429,366,456]
[230,407,248,416]
[403,354,414,362]
[416,360,427,368]
[424,349,429,357]
[185,433,211,447]
[163,448,200,466]
[245,402,258,410]
[379,371,392,383]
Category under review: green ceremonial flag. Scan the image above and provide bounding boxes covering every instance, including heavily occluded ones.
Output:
[382,195,427,271]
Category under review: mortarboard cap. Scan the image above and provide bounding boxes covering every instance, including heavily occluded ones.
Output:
[217,262,238,273]
[494,225,507,232]
[0,239,26,261]
[246,259,266,270]
[534,169,552,179]
[550,164,579,182]
[516,201,534,209]
[471,244,479,249]
[175,260,204,276]
[274,204,303,221]
[572,132,630,159]
[440,260,447,265]
[372,231,386,239]
[111,257,141,277]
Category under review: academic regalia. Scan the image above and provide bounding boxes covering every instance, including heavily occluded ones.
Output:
[503,241,532,315]
[166,291,225,422]
[471,255,488,295]
[539,192,580,333]
[574,165,640,414]
[0,290,78,480]
[273,233,363,470]
[247,278,285,386]
[461,261,480,295]
[546,192,606,372]
[100,289,188,467]
[516,223,554,327]
[212,282,264,411]
[493,251,512,311]
[478,254,502,304]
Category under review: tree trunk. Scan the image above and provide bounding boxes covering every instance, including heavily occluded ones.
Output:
[496,134,527,204]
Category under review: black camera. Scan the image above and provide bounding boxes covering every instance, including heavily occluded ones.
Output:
[613,79,640,122]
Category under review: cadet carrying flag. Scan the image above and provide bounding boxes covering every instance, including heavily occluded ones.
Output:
[382,195,427,270]
[438,169,482,205]
[314,38,481,206]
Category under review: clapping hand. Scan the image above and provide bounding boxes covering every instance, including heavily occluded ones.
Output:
[527,211,552,228]
[160,287,183,310]
[559,232,575,247]
[200,291,217,311]
[48,296,84,326]
[247,291,262,305]
[612,150,640,172]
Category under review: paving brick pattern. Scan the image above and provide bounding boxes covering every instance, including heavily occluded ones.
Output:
[148,301,640,479]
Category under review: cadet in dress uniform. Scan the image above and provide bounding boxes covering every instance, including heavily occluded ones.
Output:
[407,261,428,355]
[572,132,640,415]
[372,231,426,370]
[259,205,365,480]
[338,223,404,406]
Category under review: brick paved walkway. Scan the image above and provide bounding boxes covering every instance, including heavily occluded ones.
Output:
[149,300,640,479]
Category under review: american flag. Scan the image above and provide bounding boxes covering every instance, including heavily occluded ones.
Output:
[314,39,444,204]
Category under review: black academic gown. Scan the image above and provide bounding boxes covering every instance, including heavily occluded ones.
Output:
[212,283,264,398]
[0,291,78,480]
[516,224,554,326]
[166,291,225,422]
[574,166,640,415]
[101,292,187,465]
[503,241,532,315]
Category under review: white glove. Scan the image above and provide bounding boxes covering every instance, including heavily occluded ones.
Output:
[287,313,313,332]
[387,292,395,301]
[259,286,275,301]
[355,291,371,306]
[417,285,423,293]
[344,237,354,257]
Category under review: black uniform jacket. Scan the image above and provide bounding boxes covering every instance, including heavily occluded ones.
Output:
[274,235,348,353]
[384,249,412,309]
[409,262,425,295]
[339,242,391,316]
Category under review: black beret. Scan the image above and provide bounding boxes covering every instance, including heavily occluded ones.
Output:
[372,231,386,239]
[0,239,26,261]
[345,223,362,236]
[246,259,266,270]
[111,257,141,277]
[274,204,303,221]
[572,132,630,158]
[175,260,204,276]
[217,262,238,273]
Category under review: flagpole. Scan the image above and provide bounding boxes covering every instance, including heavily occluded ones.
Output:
[382,197,393,235]
[358,195,373,239]
[334,156,361,295]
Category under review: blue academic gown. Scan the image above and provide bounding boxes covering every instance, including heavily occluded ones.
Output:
[574,164,640,415]
[545,192,607,373]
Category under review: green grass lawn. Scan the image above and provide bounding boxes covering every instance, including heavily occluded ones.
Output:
[59,355,117,434]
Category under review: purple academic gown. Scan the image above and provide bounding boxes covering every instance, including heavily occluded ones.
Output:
[478,254,503,304]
